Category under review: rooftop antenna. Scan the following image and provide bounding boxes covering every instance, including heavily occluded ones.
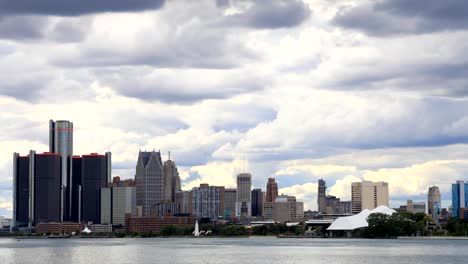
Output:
[168,151,171,161]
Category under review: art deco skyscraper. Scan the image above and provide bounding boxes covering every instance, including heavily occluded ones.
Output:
[135,150,164,216]
[49,119,73,220]
[266,178,278,203]
[163,154,181,203]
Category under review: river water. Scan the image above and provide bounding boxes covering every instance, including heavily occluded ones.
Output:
[0,237,467,264]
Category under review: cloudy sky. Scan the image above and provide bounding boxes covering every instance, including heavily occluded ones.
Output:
[2,0,468,217]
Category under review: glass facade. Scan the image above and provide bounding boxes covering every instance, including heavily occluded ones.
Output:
[452,181,468,218]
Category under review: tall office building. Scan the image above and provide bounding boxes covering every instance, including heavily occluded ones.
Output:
[49,120,73,221]
[318,179,326,214]
[135,150,164,216]
[224,189,237,219]
[452,181,468,219]
[192,184,225,221]
[163,157,181,202]
[81,153,111,224]
[175,191,193,215]
[266,178,278,203]
[236,173,252,217]
[71,156,82,222]
[251,189,263,217]
[100,186,136,226]
[12,153,30,228]
[13,151,62,227]
[428,186,441,222]
[351,181,389,214]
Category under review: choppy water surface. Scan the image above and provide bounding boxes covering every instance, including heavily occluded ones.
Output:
[1,237,467,264]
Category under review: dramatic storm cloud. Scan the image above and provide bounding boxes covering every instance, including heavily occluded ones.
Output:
[1,0,468,217]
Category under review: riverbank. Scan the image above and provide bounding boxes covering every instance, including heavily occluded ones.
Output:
[398,236,468,240]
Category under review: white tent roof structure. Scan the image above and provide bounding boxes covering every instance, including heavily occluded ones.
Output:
[327,206,396,231]
[81,227,92,233]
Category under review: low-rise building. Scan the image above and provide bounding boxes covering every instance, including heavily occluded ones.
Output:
[263,195,304,223]
[125,214,194,233]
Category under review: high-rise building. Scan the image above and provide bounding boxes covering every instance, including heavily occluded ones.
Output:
[12,153,30,228]
[192,184,225,221]
[428,186,441,222]
[135,150,164,217]
[163,158,181,202]
[251,189,263,217]
[224,189,237,219]
[266,178,278,203]
[175,191,193,215]
[351,181,389,214]
[236,173,252,217]
[81,153,111,224]
[100,186,136,226]
[49,120,73,221]
[33,152,62,225]
[71,156,82,222]
[452,181,468,219]
[318,179,326,214]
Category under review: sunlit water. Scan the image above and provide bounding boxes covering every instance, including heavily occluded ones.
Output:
[1,237,467,264]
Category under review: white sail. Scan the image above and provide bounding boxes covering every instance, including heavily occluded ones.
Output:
[194,220,200,237]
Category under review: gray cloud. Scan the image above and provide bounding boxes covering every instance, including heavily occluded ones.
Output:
[334,0,468,36]
[95,67,268,104]
[0,0,165,16]
[0,16,48,40]
[224,0,311,29]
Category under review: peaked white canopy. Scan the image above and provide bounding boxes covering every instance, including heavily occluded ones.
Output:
[327,206,396,231]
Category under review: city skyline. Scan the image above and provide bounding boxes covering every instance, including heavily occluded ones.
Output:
[2,0,468,217]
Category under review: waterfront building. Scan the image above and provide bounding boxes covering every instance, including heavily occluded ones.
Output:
[324,195,352,215]
[81,153,112,224]
[452,180,468,218]
[175,191,193,215]
[192,184,225,221]
[251,189,263,217]
[12,153,30,228]
[135,150,164,216]
[224,188,237,219]
[318,179,326,214]
[71,156,82,222]
[49,120,73,221]
[266,178,278,203]
[125,214,193,233]
[263,195,304,223]
[236,173,252,217]
[428,186,441,222]
[35,222,84,235]
[13,151,65,227]
[351,181,389,214]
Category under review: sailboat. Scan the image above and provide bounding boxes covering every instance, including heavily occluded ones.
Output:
[193,220,200,237]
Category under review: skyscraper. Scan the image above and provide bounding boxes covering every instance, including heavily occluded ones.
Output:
[351,181,389,214]
[266,178,278,203]
[428,186,441,222]
[251,189,263,217]
[12,153,30,228]
[49,120,73,221]
[81,153,111,224]
[452,181,468,219]
[318,179,326,214]
[163,157,181,202]
[135,150,164,216]
[236,173,252,217]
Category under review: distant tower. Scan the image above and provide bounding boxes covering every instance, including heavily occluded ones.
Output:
[49,119,73,221]
[428,186,441,223]
[135,150,164,216]
[452,181,468,219]
[266,178,278,203]
[163,153,181,203]
[251,189,263,217]
[236,173,252,217]
[318,179,326,213]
